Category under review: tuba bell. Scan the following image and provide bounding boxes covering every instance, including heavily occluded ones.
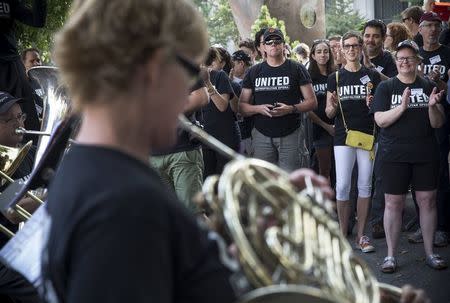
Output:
[178,115,402,303]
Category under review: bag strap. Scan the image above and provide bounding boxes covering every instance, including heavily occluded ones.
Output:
[336,71,349,133]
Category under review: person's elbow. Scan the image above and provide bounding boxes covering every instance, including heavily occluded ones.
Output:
[374,112,387,128]
[303,96,317,112]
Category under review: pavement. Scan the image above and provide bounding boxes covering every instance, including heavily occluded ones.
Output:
[350,193,450,303]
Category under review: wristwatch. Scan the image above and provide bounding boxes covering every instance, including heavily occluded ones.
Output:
[291,105,299,114]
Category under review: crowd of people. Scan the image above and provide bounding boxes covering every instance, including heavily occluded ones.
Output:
[0,0,447,302]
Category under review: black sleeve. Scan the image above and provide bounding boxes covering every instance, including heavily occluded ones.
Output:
[327,72,337,93]
[230,81,242,98]
[11,0,46,27]
[294,61,312,86]
[215,71,234,98]
[383,53,398,78]
[439,29,450,47]
[242,65,256,89]
[370,80,391,114]
[190,78,205,92]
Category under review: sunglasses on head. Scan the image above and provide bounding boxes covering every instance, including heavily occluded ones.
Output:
[265,39,283,46]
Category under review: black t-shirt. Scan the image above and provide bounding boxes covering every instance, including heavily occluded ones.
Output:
[439,29,450,47]
[242,59,312,138]
[371,76,439,163]
[202,70,240,150]
[327,67,381,146]
[311,74,334,140]
[0,0,46,61]
[414,32,423,48]
[42,145,237,303]
[419,45,450,83]
[152,80,205,156]
[0,145,36,248]
[370,50,398,78]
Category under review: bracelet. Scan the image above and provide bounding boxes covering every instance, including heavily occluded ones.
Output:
[208,89,218,97]
[291,105,299,114]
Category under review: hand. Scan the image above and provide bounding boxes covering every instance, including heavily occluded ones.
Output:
[401,87,411,111]
[330,91,338,109]
[199,65,211,84]
[429,87,444,107]
[323,123,335,136]
[366,94,374,107]
[289,168,334,200]
[427,70,440,82]
[256,104,274,117]
[270,102,293,117]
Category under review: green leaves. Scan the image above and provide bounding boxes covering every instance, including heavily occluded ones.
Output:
[251,5,291,46]
[326,0,367,36]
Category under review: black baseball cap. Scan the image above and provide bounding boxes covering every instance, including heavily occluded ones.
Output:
[0,92,22,114]
[263,27,284,42]
[232,50,251,64]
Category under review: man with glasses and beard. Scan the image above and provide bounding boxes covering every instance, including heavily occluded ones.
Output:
[239,28,317,172]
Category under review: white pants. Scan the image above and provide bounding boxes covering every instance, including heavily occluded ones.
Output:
[334,145,374,201]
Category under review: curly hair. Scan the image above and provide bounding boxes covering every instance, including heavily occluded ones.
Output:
[54,0,208,109]
[386,22,413,52]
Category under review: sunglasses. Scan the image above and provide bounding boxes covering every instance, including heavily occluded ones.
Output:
[265,39,283,46]
[175,53,200,83]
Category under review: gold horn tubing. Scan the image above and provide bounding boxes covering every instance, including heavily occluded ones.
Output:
[14,205,31,220]
[15,127,51,136]
[0,224,14,238]
[0,170,45,205]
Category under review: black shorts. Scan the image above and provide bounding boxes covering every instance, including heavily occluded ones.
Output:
[381,161,439,195]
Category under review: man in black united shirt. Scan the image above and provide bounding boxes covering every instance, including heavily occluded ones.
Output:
[239,28,317,172]
[362,19,398,80]
[0,0,46,134]
[413,11,450,247]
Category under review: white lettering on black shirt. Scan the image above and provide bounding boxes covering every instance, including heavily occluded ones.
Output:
[255,76,290,91]
[338,85,368,101]
[390,93,430,109]
[0,2,10,15]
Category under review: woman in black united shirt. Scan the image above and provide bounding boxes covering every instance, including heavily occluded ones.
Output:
[371,40,447,273]
[325,31,381,253]
[201,47,240,178]
[308,39,335,181]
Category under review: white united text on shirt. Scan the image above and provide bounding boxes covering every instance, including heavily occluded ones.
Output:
[338,85,368,101]
[255,76,290,92]
[390,93,430,109]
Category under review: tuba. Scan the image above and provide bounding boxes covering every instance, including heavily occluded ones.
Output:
[178,115,401,303]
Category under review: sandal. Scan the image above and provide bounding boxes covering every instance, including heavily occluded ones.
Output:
[426,254,448,270]
[381,256,396,273]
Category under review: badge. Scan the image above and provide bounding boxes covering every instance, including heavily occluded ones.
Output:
[429,55,441,65]
[411,88,423,96]
[366,82,373,94]
[360,75,371,84]
[375,66,384,73]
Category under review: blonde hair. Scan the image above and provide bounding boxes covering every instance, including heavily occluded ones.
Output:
[54,0,208,109]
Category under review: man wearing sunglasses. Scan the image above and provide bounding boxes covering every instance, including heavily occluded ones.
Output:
[239,28,317,172]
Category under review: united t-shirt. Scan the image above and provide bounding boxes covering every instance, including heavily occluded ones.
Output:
[327,66,381,146]
[242,59,312,138]
[419,45,450,83]
[370,50,398,78]
[371,76,439,162]
[312,74,334,140]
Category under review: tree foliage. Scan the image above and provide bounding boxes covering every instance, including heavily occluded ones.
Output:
[192,0,240,47]
[251,5,291,46]
[16,0,71,63]
[326,0,367,37]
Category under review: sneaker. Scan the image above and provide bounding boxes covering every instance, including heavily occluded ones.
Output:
[371,222,385,239]
[408,228,423,243]
[358,235,375,253]
[434,231,448,247]
[381,256,397,273]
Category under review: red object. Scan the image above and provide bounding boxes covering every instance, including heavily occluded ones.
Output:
[432,2,450,22]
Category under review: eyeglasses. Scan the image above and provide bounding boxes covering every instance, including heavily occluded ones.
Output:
[0,113,26,125]
[343,44,361,50]
[175,53,200,83]
[420,23,442,29]
[395,56,417,63]
[264,39,283,46]
[313,39,329,44]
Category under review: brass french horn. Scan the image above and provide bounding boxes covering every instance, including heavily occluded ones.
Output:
[178,115,401,303]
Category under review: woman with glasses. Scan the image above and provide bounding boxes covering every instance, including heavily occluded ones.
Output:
[325,31,381,253]
[371,40,447,273]
[307,40,335,181]
[384,22,412,53]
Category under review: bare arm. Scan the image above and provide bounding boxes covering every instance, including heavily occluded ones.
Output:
[184,87,209,115]
[374,87,410,128]
[239,88,274,117]
[325,91,338,119]
[230,95,239,113]
[296,83,317,112]
[308,112,335,136]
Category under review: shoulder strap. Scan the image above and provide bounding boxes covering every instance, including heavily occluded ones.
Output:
[336,71,349,132]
